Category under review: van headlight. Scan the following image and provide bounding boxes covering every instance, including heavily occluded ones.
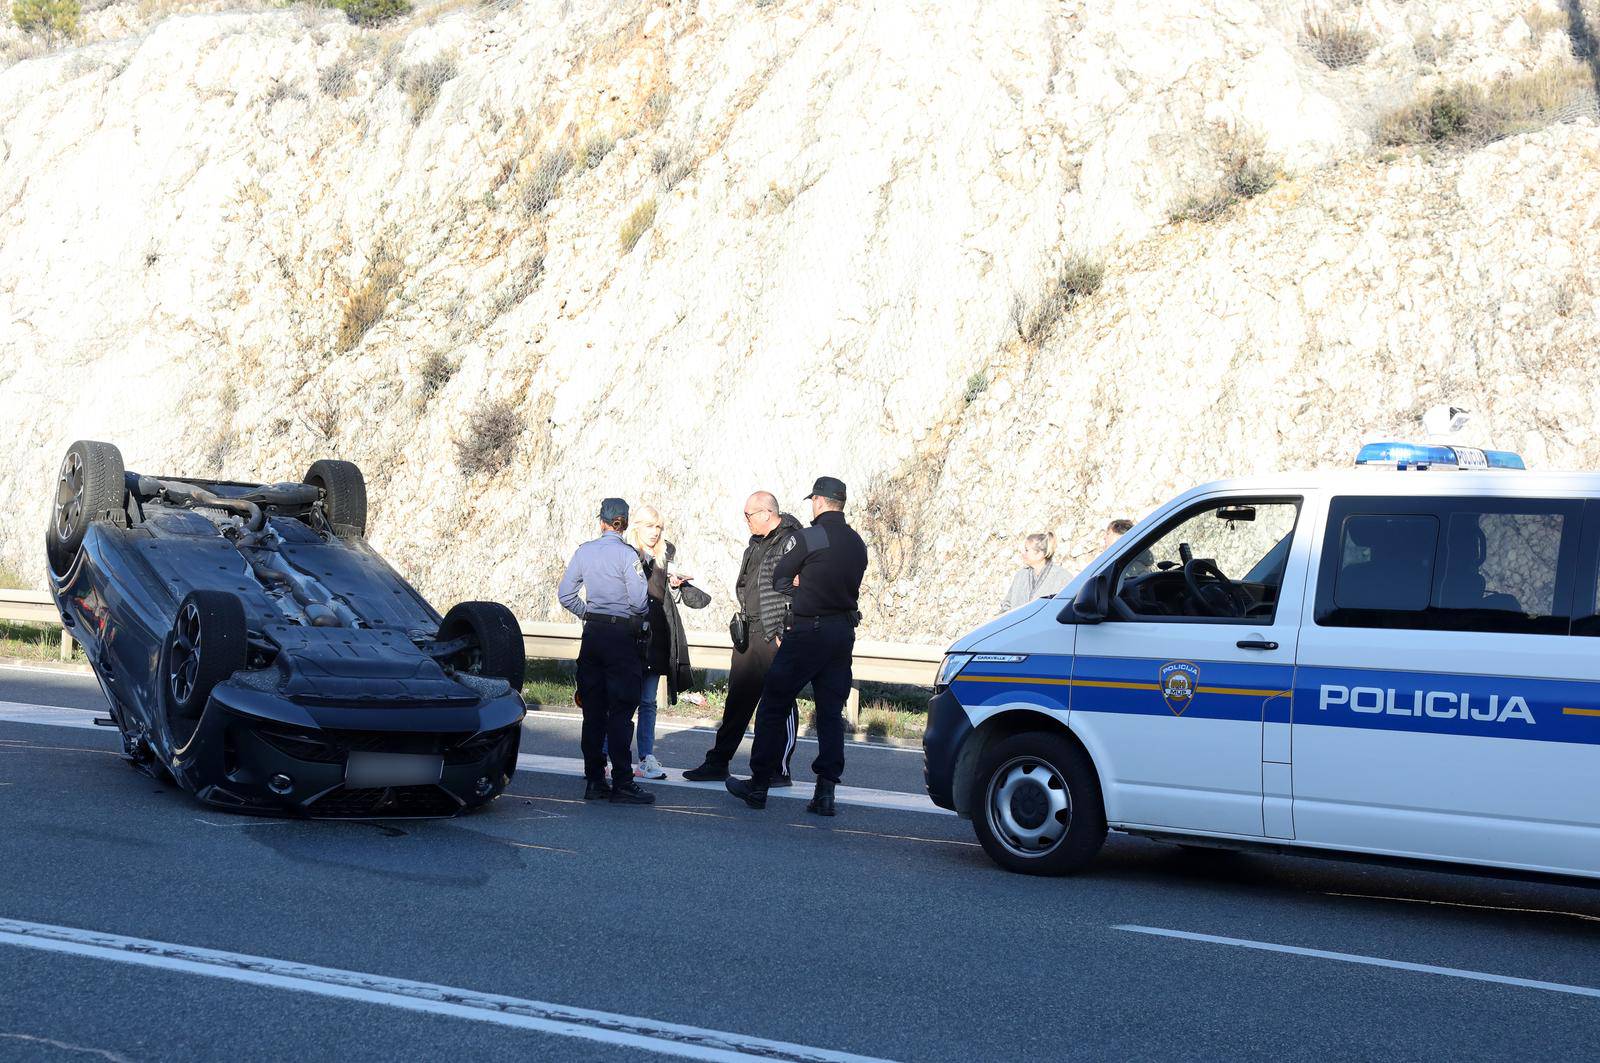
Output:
[934,653,974,693]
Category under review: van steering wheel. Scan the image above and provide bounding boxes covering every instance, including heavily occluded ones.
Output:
[1182,557,1250,618]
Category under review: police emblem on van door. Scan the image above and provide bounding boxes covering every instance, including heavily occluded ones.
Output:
[1159,661,1200,715]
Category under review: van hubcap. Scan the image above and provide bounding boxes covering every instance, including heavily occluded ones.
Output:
[986,756,1071,857]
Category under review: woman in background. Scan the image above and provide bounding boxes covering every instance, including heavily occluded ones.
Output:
[628,506,710,779]
[997,531,1069,614]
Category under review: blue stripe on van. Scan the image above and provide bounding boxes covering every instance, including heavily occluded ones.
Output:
[1295,666,1600,745]
[949,656,1600,745]
[949,655,1293,722]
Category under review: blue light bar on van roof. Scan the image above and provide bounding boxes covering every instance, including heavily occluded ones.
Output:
[1355,442,1526,470]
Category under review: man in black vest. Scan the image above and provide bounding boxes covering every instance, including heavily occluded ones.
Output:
[727,476,868,816]
[683,491,803,783]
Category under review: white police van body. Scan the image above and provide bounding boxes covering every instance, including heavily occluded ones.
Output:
[922,444,1600,877]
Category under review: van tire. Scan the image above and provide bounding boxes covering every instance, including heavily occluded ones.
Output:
[970,731,1106,875]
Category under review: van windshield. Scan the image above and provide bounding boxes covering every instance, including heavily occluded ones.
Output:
[1115,499,1300,620]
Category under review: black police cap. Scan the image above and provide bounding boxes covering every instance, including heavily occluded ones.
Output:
[805,476,847,503]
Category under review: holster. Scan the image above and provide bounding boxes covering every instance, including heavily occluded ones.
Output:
[729,612,750,653]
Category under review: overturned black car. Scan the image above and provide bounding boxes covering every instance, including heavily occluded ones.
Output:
[46,440,527,818]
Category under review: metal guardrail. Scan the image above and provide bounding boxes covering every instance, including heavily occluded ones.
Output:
[0,589,74,660]
[3,590,943,721]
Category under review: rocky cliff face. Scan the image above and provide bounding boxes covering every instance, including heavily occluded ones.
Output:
[3,0,1597,643]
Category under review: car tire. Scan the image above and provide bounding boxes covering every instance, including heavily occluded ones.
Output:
[304,459,367,538]
[163,590,248,743]
[438,601,526,690]
[47,440,125,574]
[970,731,1106,876]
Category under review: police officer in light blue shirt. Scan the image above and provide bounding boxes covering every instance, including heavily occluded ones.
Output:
[558,498,655,805]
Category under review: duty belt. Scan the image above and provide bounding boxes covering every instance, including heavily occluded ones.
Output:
[584,612,643,629]
[787,611,860,631]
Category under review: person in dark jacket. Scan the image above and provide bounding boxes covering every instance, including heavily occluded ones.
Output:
[727,476,868,816]
[628,506,711,779]
[683,492,803,784]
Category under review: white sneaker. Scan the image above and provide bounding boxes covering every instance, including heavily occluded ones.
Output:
[639,754,667,780]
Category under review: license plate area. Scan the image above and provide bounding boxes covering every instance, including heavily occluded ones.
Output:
[345,752,444,788]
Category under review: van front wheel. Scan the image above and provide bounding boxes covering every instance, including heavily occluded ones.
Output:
[971,732,1106,875]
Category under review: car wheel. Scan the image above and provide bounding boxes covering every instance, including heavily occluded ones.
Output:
[163,590,247,745]
[47,440,125,574]
[304,459,367,538]
[970,731,1106,876]
[438,601,526,690]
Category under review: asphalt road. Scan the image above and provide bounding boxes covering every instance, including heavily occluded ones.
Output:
[3,664,1600,1061]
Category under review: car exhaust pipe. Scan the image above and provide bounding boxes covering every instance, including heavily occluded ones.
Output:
[141,477,265,532]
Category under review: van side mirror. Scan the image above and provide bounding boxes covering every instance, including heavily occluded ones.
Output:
[1058,571,1111,624]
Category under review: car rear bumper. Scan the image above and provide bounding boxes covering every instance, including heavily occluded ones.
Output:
[171,684,527,818]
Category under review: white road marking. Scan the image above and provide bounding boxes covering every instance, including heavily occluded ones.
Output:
[530,709,924,755]
[0,917,895,1063]
[1323,891,1600,926]
[514,753,949,816]
[0,671,924,754]
[0,663,89,677]
[0,1032,133,1063]
[0,703,951,817]
[1115,925,1600,1000]
[0,702,92,726]
[194,817,297,830]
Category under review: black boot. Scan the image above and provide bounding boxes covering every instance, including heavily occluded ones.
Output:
[682,759,729,782]
[725,775,769,809]
[807,778,836,817]
[610,780,656,805]
[583,778,613,800]
[768,774,794,788]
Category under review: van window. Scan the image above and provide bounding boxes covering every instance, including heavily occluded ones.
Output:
[1112,498,1300,623]
[1563,500,1600,636]
[1315,497,1579,635]
[1334,515,1436,611]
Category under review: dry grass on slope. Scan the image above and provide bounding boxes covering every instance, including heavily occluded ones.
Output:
[1378,64,1600,149]
[336,238,404,353]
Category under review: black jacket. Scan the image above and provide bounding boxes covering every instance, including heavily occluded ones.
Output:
[773,510,868,618]
[642,541,711,703]
[735,512,803,640]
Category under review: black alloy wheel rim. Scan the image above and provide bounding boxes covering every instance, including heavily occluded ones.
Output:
[169,601,203,707]
[54,451,83,543]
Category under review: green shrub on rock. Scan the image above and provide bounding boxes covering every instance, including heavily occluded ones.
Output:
[13,0,79,42]
[330,0,411,27]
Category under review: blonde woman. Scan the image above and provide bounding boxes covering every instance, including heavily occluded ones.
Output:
[626,506,710,778]
[998,532,1069,614]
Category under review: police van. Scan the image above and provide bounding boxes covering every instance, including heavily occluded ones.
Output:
[923,443,1600,878]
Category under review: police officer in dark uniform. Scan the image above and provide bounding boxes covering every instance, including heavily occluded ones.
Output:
[557,498,655,805]
[726,476,868,816]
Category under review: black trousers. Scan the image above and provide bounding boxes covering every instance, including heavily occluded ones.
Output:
[704,634,797,775]
[749,621,854,784]
[576,622,643,783]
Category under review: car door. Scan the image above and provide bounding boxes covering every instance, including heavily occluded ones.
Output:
[1292,492,1600,876]
[1069,493,1309,838]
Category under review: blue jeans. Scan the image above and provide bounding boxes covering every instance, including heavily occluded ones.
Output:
[605,672,660,762]
[636,672,660,759]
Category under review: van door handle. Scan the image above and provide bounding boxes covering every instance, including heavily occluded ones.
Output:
[1236,639,1278,650]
